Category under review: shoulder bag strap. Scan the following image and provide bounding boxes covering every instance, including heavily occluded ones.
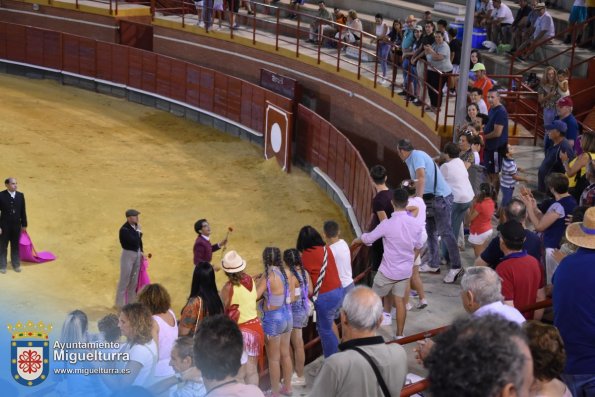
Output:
[312,246,328,302]
[433,161,438,195]
[350,346,391,397]
[194,297,203,334]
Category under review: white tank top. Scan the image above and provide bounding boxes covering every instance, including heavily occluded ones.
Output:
[152,309,178,377]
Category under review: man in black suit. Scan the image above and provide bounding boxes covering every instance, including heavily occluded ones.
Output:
[0,178,27,273]
[115,209,143,308]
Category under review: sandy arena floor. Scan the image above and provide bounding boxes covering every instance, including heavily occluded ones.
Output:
[0,73,353,328]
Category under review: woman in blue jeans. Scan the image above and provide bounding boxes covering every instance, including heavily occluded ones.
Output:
[440,142,475,261]
[297,225,343,358]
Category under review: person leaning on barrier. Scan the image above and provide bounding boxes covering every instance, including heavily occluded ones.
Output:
[309,286,407,397]
[424,315,534,397]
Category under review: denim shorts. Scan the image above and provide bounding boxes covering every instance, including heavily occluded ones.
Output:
[291,300,309,329]
[261,304,293,337]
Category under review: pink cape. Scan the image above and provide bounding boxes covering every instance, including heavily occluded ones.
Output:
[136,256,151,293]
[19,231,56,263]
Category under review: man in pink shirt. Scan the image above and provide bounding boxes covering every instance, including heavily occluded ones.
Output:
[352,188,424,338]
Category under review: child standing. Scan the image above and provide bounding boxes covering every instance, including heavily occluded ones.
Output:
[500,144,527,207]
[468,183,496,258]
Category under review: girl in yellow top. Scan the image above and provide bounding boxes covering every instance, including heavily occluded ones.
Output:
[220,250,264,387]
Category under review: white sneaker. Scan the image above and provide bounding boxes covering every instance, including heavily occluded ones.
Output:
[381,312,392,326]
[291,373,306,386]
[419,264,440,273]
[406,302,413,311]
[380,78,391,87]
[443,268,464,284]
[390,307,397,319]
[417,299,428,309]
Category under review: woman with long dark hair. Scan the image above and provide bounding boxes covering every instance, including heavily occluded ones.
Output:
[179,261,224,336]
[297,225,342,357]
[284,248,312,386]
[256,247,296,397]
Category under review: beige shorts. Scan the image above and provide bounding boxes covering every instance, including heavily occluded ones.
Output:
[372,271,409,298]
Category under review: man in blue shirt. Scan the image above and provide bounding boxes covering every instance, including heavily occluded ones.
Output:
[401,15,417,51]
[537,120,575,192]
[475,198,542,268]
[397,139,463,284]
[483,88,509,194]
[556,96,579,148]
[553,207,595,396]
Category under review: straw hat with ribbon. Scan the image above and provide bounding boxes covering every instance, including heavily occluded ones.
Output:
[221,250,247,273]
[566,207,595,249]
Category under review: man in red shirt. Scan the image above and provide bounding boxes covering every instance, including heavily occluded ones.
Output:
[495,221,545,319]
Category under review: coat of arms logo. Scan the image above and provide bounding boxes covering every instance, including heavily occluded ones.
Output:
[8,320,52,387]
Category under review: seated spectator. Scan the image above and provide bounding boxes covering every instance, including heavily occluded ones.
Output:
[521,173,578,284]
[220,250,264,386]
[336,9,362,45]
[511,0,540,52]
[517,2,555,61]
[56,310,109,397]
[510,0,533,43]
[322,7,347,45]
[475,0,494,27]
[476,198,542,267]
[469,183,496,258]
[307,1,332,44]
[106,303,158,389]
[500,144,528,207]
[180,261,224,336]
[489,0,515,44]
[524,321,572,397]
[495,221,545,319]
[538,121,575,192]
[151,337,207,397]
[461,266,525,324]
[469,64,493,107]
[424,315,534,397]
[562,130,595,201]
[138,284,178,380]
[310,286,408,396]
[193,315,265,397]
[97,313,121,343]
[553,207,595,396]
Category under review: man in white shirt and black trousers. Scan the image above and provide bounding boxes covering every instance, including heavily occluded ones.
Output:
[0,177,27,273]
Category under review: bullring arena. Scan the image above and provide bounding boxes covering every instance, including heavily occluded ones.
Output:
[0,72,352,323]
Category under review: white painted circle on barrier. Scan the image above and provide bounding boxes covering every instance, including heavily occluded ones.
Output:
[271,122,282,153]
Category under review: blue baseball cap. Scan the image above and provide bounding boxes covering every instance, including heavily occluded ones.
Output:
[544,120,567,134]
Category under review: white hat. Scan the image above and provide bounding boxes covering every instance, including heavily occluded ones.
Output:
[222,250,246,273]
